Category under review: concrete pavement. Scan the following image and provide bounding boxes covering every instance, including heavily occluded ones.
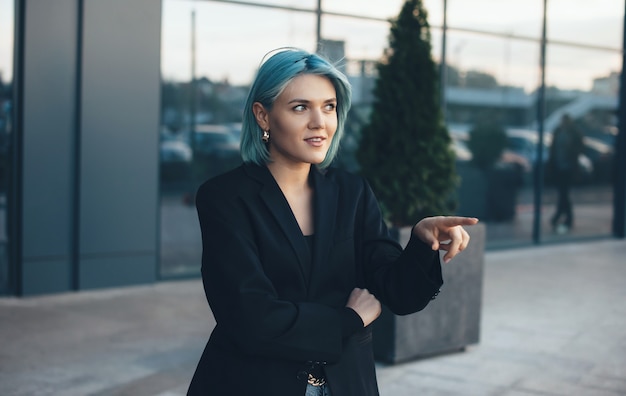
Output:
[1,239,625,396]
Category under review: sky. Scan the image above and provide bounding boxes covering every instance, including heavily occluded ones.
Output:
[0,0,13,83]
[1,0,624,92]
[159,0,624,92]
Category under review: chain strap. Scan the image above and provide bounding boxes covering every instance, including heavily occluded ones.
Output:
[307,373,327,387]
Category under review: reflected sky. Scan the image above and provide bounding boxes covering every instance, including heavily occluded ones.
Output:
[0,0,623,91]
[0,0,13,82]
[160,0,623,92]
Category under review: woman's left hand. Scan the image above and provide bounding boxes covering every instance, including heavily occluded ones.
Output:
[413,216,479,263]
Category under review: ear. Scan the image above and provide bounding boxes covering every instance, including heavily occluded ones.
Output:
[252,102,270,131]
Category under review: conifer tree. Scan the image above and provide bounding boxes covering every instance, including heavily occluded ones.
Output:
[357,0,457,226]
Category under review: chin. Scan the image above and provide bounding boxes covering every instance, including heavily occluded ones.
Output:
[313,152,330,164]
[309,156,327,165]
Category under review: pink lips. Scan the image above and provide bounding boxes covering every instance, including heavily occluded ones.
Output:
[304,136,326,147]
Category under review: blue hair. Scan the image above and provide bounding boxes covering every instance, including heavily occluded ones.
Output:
[240,48,352,169]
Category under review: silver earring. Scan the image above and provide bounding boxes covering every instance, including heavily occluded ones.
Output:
[262,130,270,143]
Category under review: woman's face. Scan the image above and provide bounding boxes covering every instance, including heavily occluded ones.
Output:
[255,74,338,168]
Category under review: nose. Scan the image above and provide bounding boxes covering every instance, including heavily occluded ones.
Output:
[308,108,325,130]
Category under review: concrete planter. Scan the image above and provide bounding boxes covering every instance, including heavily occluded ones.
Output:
[372,222,486,364]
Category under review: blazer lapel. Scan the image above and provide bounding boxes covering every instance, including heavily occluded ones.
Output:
[244,164,311,281]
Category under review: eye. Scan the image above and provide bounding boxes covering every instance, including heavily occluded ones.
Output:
[325,103,337,111]
[293,104,306,112]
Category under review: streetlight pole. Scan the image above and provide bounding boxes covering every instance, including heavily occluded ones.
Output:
[187,9,198,200]
[613,0,626,237]
[440,0,448,121]
[190,9,196,137]
[316,0,322,52]
[532,0,548,243]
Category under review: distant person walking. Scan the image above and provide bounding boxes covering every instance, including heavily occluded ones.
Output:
[548,114,584,234]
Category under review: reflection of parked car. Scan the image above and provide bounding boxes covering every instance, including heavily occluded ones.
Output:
[191,124,242,181]
[160,138,192,182]
[506,129,594,184]
[193,124,240,159]
[226,122,242,140]
[450,135,472,163]
[160,139,192,182]
[451,132,529,170]
[505,129,549,166]
[160,125,192,182]
[160,139,192,163]
[582,136,614,182]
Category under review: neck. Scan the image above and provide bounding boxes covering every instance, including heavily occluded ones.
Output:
[267,162,312,192]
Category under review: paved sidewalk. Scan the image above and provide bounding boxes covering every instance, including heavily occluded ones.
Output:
[1,239,625,396]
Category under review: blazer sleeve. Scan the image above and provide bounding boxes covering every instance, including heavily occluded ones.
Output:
[358,179,443,315]
[196,182,346,364]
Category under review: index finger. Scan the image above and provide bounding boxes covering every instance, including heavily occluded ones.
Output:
[440,216,479,227]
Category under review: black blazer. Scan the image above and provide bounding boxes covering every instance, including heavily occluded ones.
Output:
[188,163,443,396]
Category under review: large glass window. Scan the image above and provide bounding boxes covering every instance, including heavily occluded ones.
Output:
[538,0,622,242]
[445,28,541,247]
[542,44,619,241]
[318,14,391,172]
[160,0,317,277]
[0,0,14,294]
[444,0,622,247]
[541,1,621,242]
[447,0,543,39]
[323,0,405,20]
[160,0,625,270]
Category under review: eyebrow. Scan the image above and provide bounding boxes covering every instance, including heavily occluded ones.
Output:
[286,98,337,104]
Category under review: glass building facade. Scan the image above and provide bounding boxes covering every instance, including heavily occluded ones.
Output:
[158,0,626,277]
[2,0,625,294]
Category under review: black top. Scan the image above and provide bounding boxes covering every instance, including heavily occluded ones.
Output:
[188,163,442,396]
[306,234,362,338]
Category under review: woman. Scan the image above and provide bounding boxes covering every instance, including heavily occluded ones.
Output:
[187,48,478,396]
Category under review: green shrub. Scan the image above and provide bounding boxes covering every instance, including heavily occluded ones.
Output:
[357,0,457,226]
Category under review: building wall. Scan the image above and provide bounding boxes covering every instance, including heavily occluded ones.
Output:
[19,0,161,295]
[20,0,78,294]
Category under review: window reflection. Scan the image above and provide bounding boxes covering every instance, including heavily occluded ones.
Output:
[0,0,13,294]
[322,0,405,20]
[541,45,618,242]
[445,30,541,246]
[441,0,620,246]
[160,0,624,276]
[159,1,316,277]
